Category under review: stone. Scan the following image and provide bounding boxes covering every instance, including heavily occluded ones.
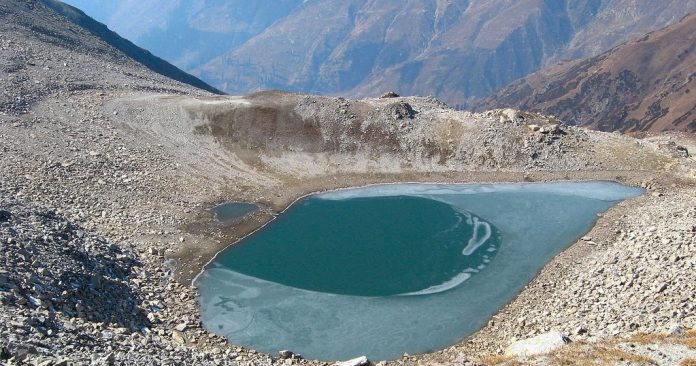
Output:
[667,324,685,336]
[0,210,11,222]
[171,330,186,345]
[385,102,415,120]
[379,91,399,98]
[0,346,10,360]
[504,331,570,357]
[527,124,541,132]
[676,146,689,158]
[278,350,294,359]
[91,274,102,289]
[174,323,187,332]
[500,108,523,124]
[13,346,38,362]
[102,352,115,365]
[35,357,55,366]
[333,356,370,366]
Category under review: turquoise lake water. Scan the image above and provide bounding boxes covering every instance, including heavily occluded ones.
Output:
[197,182,643,361]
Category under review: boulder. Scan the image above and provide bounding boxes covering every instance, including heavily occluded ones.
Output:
[171,330,186,345]
[0,346,10,360]
[333,356,370,366]
[500,108,524,124]
[278,350,295,359]
[384,102,415,120]
[380,91,400,98]
[676,146,689,158]
[0,210,11,222]
[667,324,685,336]
[504,331,570,357]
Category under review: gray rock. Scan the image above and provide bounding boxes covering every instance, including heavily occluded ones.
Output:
[500,109,524,124]
[667,324,685,336]
[0,210,11,222]
[0,346,10,360]
[676,146,689,158]
[278,350,295,359]
[171,330,186,345]
[383,101,416,120]
[505,331,570,357]
[333,356,370,366]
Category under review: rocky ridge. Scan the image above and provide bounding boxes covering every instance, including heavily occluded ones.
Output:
[477,12,696,133]
[62,0,696,106]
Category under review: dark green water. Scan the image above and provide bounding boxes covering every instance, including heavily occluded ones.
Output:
[197,182,643,361]
[220,195,500,297]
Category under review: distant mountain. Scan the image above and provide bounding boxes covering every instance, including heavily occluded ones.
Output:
[477,13,696,133]
[61,0,696,105]
[58,0,305,71]
[42,0,221,94]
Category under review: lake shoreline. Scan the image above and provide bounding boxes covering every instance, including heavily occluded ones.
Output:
[4,87,695,365]
[196,180,643,360]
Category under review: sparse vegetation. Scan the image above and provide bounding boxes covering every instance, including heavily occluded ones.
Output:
[478,354,514,365]
[546,342,657,366]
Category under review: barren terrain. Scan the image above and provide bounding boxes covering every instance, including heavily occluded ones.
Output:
[1,1,696,365]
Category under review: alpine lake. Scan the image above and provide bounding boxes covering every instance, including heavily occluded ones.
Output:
[196,182,643,361]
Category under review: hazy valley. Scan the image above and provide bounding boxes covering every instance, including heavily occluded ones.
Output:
[63,0,696,109]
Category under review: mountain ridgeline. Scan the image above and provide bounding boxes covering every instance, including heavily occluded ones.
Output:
[478,13,696,132]
[61,0,696,107]
[41,0,221,94]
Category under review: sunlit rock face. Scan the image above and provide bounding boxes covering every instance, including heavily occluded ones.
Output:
[197,182,643,361]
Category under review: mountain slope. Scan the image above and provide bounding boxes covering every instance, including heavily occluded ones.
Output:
[195,0,606,100]
[41,0,221,94]
[59,0,305,71]
[62,0,696,105]
[0,0,216,116]
[477,13,696,132]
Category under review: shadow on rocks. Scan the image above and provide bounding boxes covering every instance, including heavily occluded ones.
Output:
[0,198,150,332]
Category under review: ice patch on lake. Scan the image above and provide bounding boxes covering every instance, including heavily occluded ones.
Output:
[198,181,644,360]
[316,181,644,202]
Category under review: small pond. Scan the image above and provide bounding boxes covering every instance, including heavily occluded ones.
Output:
[196,181,643,361]
[209,202,257,223]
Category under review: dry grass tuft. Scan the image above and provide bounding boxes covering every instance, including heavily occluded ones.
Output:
[630,332,667,345]
[680,336,696,349]
[548,343,656,366]
[679,359,696,366]
[477,354,517,365]
[595,347,656,365]
[630,330,696,349]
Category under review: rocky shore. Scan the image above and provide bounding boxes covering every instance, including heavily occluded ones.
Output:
[2,1,696,365]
